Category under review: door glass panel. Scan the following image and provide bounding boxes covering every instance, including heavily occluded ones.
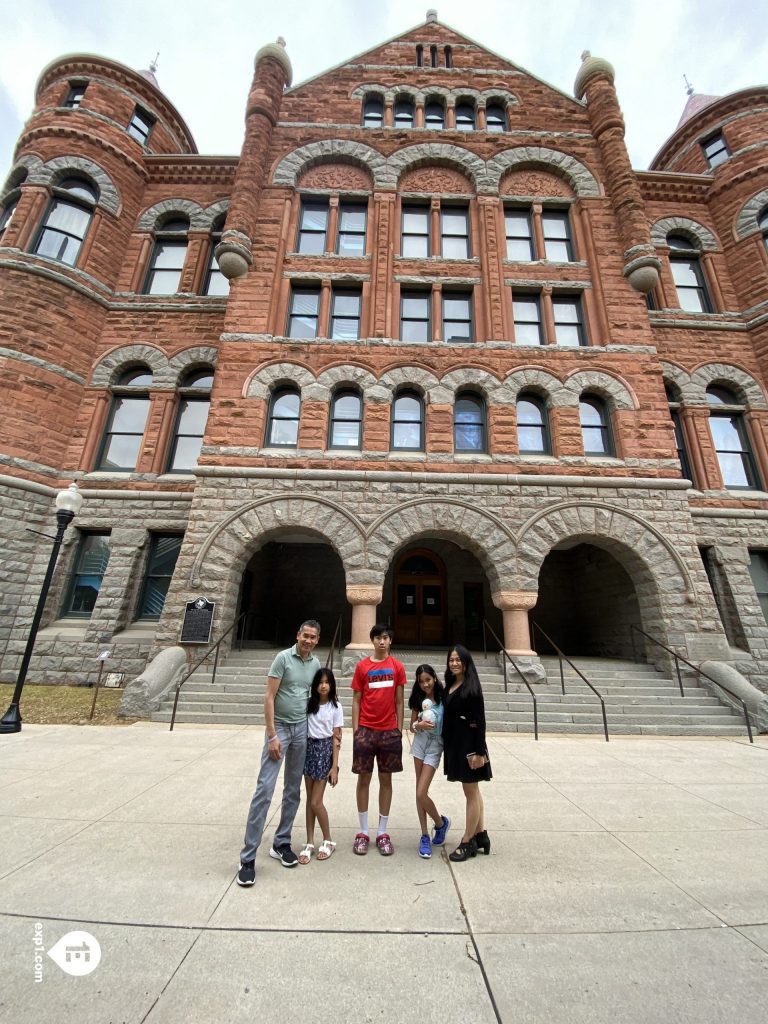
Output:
[422,585,441,615]
[397,584,417,615]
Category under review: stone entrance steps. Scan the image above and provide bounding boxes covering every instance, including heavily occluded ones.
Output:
[150,651,748,736]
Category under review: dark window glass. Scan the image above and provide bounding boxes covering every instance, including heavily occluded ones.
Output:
[287,287,320,338]
[513,294,543,345]
[168,371,213,472]
[203,217,229,296]
[337,202,367,255]
[98,368,153,471]
[394,99,414,127]
[669,406,692,481]
[441,207,470,259]
[329,390,362,448]
[454,394,486,452]
[553,295,586,346]
[137,534,182,620]
[505,209,534,261]
[701,132,729,169]
[33,178,97,266]
[425,100,444,129]
[416,45,424,67]
[748,551,768,624]
[144,218,188,295]
[363,96,384,128]
[63,533,111,617]
[485,103,506,132]
[400,290,431,342]
[430,45,438,69]
[444,45,453,68]
[128,106,154,145]
[760,208,768,251]
[0,198,18,240]
[455,102,475,131]
[64,83,86,108]
[330,289,362,340]
[668,234,712,312]
[297,201,328,254]
[402,205,430,258]
[580,396,613,455]
[443,292,473,342]
[517,395,550,453]
[392,391,424,450]
[267,388,301,447]
[542,210,574,261]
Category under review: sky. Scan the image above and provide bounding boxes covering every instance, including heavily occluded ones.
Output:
[0,0,766,181]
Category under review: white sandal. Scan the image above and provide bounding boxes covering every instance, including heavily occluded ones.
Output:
[298,843,314,865]
[316,839,336,861]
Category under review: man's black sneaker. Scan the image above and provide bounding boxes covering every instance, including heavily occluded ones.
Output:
[237,860,255,886]
[269,844,298,867]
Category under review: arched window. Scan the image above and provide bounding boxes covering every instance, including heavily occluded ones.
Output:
[430,45,438,69]
[33,176,97,266]
[444,45,453,68]
[416,45,424,67]
[391,390,424,451]
[485,103,507,132]
[455,101,475,131]
[363,95,384,128]
[706,385,760,489]
[665,383,693,481]
[760,208,768,251]
[667,233,712,312]
[394,98,415,128]
[0,197,18,241]
[167,369,214,472]
[517,394,550,454]
[144,216,189,295]
[266,386,301,447]
[424,98,445,130]
[97,368,153,471]
[454,392,486,452]
[203,215,229,296]
[579,395,613,456]
[329,389,362,449]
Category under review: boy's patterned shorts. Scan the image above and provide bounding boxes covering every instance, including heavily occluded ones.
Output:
[352,725,403,774]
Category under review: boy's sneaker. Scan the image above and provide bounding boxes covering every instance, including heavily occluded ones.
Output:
[269,844,298,867]
[236,860,255,886]
[432,815,451,846]
[418,834,432,859]
[353,832,370,855]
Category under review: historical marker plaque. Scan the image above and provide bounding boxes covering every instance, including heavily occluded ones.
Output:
[180,598,215,644]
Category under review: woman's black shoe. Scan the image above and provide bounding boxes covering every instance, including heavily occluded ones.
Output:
[474,830,491,855]
[449,837,478,862]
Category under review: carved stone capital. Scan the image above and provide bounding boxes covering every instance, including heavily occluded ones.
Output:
[346,585,383,606]
[492,590,538,611]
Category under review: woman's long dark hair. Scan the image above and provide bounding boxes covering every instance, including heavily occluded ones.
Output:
[307,667,338,715]
[445,644,482,698]
[407,663,444,712]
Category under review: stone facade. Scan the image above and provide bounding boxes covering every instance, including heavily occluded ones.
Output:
[1,18,768,693]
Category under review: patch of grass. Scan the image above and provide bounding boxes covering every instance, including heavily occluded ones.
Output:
[0,684,138,726]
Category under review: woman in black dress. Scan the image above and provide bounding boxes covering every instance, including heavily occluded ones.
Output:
[442,644,492,862]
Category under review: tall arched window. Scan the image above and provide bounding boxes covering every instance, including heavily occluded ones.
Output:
[267,386,301,447]
[203,215,229,296]
[416,45,424,67]
[706,385,760,489]
[455,101,475,131]
[167,369,213,471]
[97,368,152,471]
[363,95,384,128]
[33,177,97,266]
[329,389,362,449]
[665,383,693,482]
[394,98,415,128]
[667,233,712,312]
[454,392,486,452]
[485,103,507,132]
[391,390,424,450]
[517,394,550,454]
[144,216,189,295]
[579,395,613,456]
[424,98,445,130]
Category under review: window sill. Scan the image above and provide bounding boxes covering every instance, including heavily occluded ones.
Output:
[113,622,158,642]
[37,620,90,639]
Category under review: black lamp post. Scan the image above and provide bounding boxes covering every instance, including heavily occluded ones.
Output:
[0,483,84,734]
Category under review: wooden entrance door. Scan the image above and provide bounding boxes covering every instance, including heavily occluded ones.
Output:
[393,548,446,645]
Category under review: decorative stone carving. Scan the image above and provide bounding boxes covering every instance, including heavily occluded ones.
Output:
[346,585,383,605]
[298,163,372,191]
[492,590,538,611]
[399,166,472,194]
[501,169,573,198]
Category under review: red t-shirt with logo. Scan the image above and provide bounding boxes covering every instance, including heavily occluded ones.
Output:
[351,655,406,731]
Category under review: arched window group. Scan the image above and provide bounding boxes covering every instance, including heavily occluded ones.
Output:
[360,92,508,132]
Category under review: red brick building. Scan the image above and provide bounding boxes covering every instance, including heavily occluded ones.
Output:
[2,15,768,701]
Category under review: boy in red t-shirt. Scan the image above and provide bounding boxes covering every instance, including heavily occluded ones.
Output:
[350,624,406,856]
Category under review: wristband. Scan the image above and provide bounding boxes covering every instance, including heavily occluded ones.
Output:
[267,734,278,743]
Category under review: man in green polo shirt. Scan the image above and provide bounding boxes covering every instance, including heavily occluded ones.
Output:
[237,620,321,886]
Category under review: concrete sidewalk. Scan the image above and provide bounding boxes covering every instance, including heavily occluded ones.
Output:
[1,724,767,1024]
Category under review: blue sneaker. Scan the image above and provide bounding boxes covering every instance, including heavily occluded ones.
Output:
[432,815,450,846]
[418,834,432,859]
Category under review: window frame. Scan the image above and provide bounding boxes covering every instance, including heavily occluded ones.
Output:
[513,292,544,345]
[142,217,189,296]
[706,386,761,490]
[336,201,367,256]
[454,392,486,453]
[455,101,476,131]
[286,285,321,339]
[362,95,384,128]
[61,531,111,619]
[96,368,153,472]
[328,389,363,450]
[330,287,362,340]
[166,370,214,473]
[135,533,183,621]
[394,98,415,128]
[266,386,301,448]
[127,105,155,145]
[297,199,329,254]
[440,205,471,259]
[541,209,575,262]
[667,233,713,313]
[401,204,430,258]
[391,389,425,451]
[442,291,473,342]
[516,393,551,454]
[203,216,229,296]
[552,294,587,347]
[701,131,730,169]
[32,176,98,267]
[63,82,87,108]
[424,98,445,130]
[485,103,507,132]
[579,395,614,456]
[400,289,431,343]
[505,208,535,261]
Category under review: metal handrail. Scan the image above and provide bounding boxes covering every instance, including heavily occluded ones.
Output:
[630,624,753,743]
[530,622,610,742]
[482,619,539,741]
[169,611,248,731]
[325,616,343,672]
